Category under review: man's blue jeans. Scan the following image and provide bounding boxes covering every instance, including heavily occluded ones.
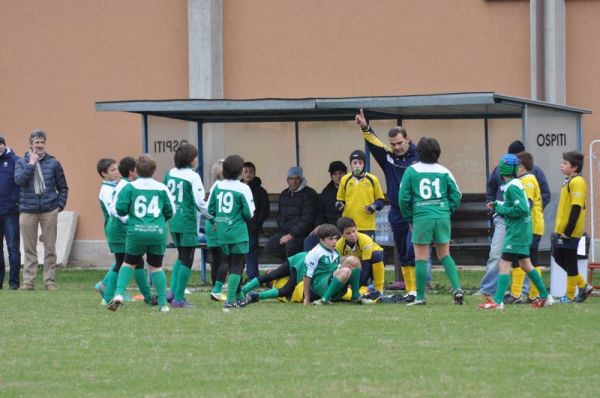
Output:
[245,232,260,280]
[0,213,21,289]
[479,216,506,295]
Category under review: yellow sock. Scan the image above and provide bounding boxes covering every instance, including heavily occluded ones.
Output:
[511,267,526,298]
[342,288,352,301]
[575,274,586,289]
[566,275,578,300]
[359,285,369,295]
[372,261,385,292]
[529,267,542,299]
[408,266,416,293]
[401,266,412,292]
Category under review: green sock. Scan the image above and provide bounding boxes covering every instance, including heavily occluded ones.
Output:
[212,281,223,294]
[226,274,241,303]
[258,288,280,300]
[134,269,152,302]
[103,269,118,302]
[494,274,511,304]
[527,269,548,299]
[151,270,168,306]
[441,255,460,290]
[115,266,134,296]
[175,265,191,301]
[350,268,361,299]
[415,260,428,301]
[322,277,345,302]
[101,263,116,286]
[170,260,182,297]
[241,278,260,296]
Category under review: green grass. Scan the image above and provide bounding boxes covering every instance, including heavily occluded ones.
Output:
[0,269,599,397]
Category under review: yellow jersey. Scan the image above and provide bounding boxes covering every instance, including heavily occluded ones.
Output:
[337,172,385,231]
[520,173,544,236]
[336,232,383,261]
[554,175,586,238]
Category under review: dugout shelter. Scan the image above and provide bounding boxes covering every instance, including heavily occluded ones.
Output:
[96,92,590,260]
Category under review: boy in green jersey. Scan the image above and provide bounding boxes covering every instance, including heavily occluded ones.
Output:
[108,155,176,312]
[480,154,553,310]
[95,158,120,302]
[164,144,207,308]
[399,137,464,306]
[95,157,147,304]
[303,224,372,305]
[207,155,255,312]
[242,251,308,304]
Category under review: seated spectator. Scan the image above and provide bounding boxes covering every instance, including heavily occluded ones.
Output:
[266,166,318,262]
[304,160,347,251]
[242,161,270,279]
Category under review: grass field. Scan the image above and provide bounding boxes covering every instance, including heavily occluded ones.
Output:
[0,269,598,397]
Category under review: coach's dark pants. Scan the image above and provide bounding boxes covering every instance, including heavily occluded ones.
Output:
[266,233,304,262]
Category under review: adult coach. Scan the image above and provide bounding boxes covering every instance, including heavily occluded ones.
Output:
[0,134,21,289]
[15,129,68,290]
[355,109,418,293]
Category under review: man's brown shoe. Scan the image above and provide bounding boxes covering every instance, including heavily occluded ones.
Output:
[19,285,34,291]
[45,285,58,291]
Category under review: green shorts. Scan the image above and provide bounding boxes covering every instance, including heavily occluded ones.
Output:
[171,232,198,248]
[126,241,166,256]
[412,218,451,245]
[311,274,347,300]
[220,242,248,256]
[107,241,126,254]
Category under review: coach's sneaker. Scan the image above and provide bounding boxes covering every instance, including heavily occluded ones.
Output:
[531,294,554,308]
[223,301,238,312]
[95,282,105,298]
[171,299,195,309]
[312,298,332,306]
[453,289,465,305]
[107,294,124,312]
[245,292,260,305]
[406,299,426,306]
[478,301,504,311]
[158,305,170,313]
[576,284,593,303]
[556,295,574,304]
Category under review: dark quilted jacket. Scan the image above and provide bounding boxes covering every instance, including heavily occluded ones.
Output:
[14,152,68,213]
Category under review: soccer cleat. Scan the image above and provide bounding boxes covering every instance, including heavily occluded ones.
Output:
[223,301,238,312]
[406,299,426,306]
[531,294,554,308]
[312,298,332,306]
[360,290,383,303]
[158,305,170,312]
[107,294,124,312]
[575,284,593,303]
[210,291,225,302]
[94,282,105,298]
[503,294,523,305]
[236,298,247,308]
[100,298,108,306]
[245,291,260,305]
[146,295,159,306]
[453,289,465,305]
[171,299,195,308]
[556,295,574,304]
[522,296,535,304]
[478,301,504,310]
[351,296,375,305]
[166,291,174,304]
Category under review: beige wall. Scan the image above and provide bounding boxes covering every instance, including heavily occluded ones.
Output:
[0,1,189,240]
[2,0,599,246]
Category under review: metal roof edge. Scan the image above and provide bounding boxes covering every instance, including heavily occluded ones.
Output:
[493,93,591,114]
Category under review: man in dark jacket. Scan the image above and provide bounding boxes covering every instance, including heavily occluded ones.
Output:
[303,160,347,251]
[266,166,318,261]
[0,134,21,289]
[14,130,68,290]
[242,162,270,279]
